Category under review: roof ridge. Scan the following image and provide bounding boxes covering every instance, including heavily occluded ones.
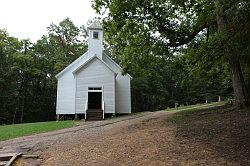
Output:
[55,51,89,78]
[72,55,117,76]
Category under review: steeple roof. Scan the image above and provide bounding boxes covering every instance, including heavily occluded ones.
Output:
[88,19,102,30]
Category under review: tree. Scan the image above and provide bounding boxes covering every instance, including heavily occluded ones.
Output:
[0,30,22,124]
[213,0,249,107]
[0,18,88,124]
[45,17,88,73]
[93,0,250,107]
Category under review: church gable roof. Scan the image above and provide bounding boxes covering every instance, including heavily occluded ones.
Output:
[55,51,90,78]
[103,53,133,79]
[72,55,117,76]
[56,19,132,80]
[55,52,132,79]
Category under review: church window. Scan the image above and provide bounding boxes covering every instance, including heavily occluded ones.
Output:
[93,31,99,39]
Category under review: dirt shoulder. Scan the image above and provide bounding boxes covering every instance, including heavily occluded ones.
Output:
[1,106,249,166]
[168,106,250,166]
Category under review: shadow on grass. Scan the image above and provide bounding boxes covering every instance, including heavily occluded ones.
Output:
[167,104,250,165]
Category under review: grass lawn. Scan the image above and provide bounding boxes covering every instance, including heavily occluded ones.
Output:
[167,102,226,123]
[164,101,226,112]
[0,102,227,142]
[0,120,75,141]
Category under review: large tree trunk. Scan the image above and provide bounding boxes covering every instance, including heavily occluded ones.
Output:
[229,58,249,107]
[215,0,249,107]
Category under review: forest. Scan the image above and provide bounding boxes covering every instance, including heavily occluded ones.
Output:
[0,0,249,124]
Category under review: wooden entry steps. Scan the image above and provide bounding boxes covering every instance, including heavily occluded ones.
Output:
[86,109,103,121]
[0,153,22,166]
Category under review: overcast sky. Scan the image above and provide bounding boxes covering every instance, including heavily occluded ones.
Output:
[0,0,98,42]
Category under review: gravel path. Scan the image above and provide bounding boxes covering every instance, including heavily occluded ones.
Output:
[0,110,240,165]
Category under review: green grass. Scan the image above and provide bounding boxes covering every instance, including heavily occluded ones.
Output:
[167,102,226,123]
[0,120,75,141]
[164,101,226,112]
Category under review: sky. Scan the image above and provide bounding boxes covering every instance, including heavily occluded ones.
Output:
[0,0,99,42]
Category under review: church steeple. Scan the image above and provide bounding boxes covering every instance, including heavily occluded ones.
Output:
[87,19,103,59]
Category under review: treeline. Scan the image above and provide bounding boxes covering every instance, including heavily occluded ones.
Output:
[0,18,87,124]
[1,0,250,124]
[0,18,233,125]
[93,0,250,109]
[130,49,233,112]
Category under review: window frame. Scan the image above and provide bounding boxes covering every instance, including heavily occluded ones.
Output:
[93,31,99,39]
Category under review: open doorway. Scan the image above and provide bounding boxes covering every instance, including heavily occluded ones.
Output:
[88,87,102,109]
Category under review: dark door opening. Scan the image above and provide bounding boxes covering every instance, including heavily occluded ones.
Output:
[88,92,102,109]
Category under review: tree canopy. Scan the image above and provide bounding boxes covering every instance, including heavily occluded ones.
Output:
[0,18,87,124]
[93,0,249,107]
[0,0,249,124]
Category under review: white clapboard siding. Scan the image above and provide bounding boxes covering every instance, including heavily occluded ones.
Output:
[56,52,91,114]
[115,74,131,113]
[103,55,132,113]
[75,57,116,114]
[88,30,103,59]
[56,20,132,116]
[56,73,75,114]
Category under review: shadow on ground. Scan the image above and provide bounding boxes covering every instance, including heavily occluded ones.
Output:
[167,105,250,165]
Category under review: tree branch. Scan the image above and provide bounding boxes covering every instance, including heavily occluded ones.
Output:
[168,19,217,47]
[147,4,217,48]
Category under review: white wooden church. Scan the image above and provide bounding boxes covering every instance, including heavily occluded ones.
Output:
[55,19,132,120]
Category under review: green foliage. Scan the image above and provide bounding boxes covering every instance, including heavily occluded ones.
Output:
[0,18,87,124]
[0,121,75,141]
[1,0,249,124]
[36,18,88,74]
[167,102,226,123]
[93,0,249,110]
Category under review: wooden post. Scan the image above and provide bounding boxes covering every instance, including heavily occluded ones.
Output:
[74,114,79,120]
[56,114,60,121]
[218,96,221,102]
[175,103,178,110]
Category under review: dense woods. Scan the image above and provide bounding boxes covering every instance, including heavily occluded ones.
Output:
[93,0,249,108]
[0,0,249,124]
[0,19,88,124]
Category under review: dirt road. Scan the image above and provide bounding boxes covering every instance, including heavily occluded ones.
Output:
[0,110,244,165]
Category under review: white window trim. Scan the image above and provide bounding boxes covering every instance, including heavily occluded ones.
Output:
[88,86,102,92]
